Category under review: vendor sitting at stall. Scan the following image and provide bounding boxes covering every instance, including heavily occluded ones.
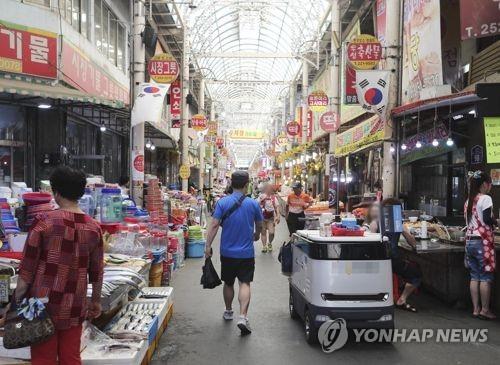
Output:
[365,200,421,313]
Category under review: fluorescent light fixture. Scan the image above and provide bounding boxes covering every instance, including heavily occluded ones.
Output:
[38,103,51,109]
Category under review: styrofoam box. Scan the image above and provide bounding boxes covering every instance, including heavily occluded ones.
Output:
[130,298,170,335]
[82,340,148,365]
[0,338,30,360]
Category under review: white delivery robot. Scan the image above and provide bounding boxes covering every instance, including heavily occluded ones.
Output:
[289,230,394,344]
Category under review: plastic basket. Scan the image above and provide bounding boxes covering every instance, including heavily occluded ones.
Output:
[186,242,205,258]
[331,227,365,236]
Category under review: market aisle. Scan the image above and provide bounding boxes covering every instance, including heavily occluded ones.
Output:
[153,221,500,365]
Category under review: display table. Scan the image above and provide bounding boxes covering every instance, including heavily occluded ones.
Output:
[398,240,500,311]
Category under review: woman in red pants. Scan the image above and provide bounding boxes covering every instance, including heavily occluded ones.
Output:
[15,166,104,364]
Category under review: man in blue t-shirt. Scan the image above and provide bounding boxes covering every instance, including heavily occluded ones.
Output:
[205,170,263,335]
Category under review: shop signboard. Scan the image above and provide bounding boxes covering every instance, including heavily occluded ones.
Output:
[375,0,388,70]
[215,136,224,148]
[347,34,382,70]
[276,134,288,146]
[402,0,443,104]
[319,111,340,133]
[335,116,383,155]
[0,20,57,79]
[459,0,500,40]
[307,90,329,113]
[484,117,500,163]
[170,79,181,124]
[471,145,484,164]
[61,40,129,105]
[204,135,216,144]
[132,149,144,183]
[400,123,454,164]
[286,121,301,137]
[228,129,265,140]
[191,114,208,131]
[207,121,218,136]
[307,110,313,140]
[345,65,358,104]
[179,165,190,179]
[148,53,179,84]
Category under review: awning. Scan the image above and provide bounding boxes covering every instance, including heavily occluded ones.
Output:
[391,91,481,118]
[0,75,124,108]
[335,115,384,156]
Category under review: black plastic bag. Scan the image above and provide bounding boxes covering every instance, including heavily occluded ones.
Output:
[278,241,293,275]
[200,257,222,289]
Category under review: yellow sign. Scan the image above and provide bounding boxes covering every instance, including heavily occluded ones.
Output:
[307,90,329,113]
[179,165,190,179]
[335,116,383,156]
[207,121,218,136]
[347,34,382,70]
[228,129,266,140]
[485,117,500,163]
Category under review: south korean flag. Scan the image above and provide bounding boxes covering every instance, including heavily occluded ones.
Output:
[355,70,391,119]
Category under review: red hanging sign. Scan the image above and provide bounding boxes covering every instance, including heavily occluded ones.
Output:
[215,136,224,147]
[307,90,329,113]
[286,121,301,136]
[320,111,340,133]
[191,114,208,131]
[170,79,181,124]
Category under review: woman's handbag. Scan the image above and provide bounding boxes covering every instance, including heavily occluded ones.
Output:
[3,297,55,349]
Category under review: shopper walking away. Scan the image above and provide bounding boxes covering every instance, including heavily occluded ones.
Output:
[13,166,104,364]
[258,183,280,253]
[366,200,421,312]
[285,182,312,235]
[465,171,499,320]
[205,170,263,335]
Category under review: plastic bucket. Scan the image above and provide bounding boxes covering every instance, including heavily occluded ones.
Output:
[187,242,205,258]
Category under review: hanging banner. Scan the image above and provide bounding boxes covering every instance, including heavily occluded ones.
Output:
[191,114,208,131]
[402,0,443,104]
[320,111,340,133]
[131,83,169,127]
[355,70,391,117]
[0,20,58,79]
[207,121,218,136]
[375,0,388,70]
[307,90,329,113]
[228,129,266,140]
[170,79,181,124]
[347,34,382,70]
[286,121,301,136]
[345,65,358,104]
[307,110,313,140]
[179,165,190,180]
[460,0,500,40]
[335,116,383,156]
[484,117,500,164]
[148,53,179,84]
[132,149,144,183]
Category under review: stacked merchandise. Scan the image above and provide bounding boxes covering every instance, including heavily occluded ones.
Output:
[168,230,185,271]
[0,199,19,244]
[21,192,54,230]
[144,179,166,221]
[186,226,205,258]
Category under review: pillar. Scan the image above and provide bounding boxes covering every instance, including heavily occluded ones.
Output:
[381,0,401,198]
[209,101,216,188]
[289,82,295,121]
[181,29,190,192]
[198,78,205,191]
[301,61,309,145]
[131,0,145,206]
[329,0,341,154]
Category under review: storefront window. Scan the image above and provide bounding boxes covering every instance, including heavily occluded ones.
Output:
[109,13,117,65]
[94,0,102,52]
[24,0,50,6]
[102,5,109,58]
[71,0,80,31]
[117,24,126,71]
[81,0,90,39]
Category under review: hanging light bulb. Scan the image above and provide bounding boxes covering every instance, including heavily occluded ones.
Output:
[346,172,353,183]
[100,124,106,132]
[340,171,346,183]
[432,138,439,147]
[390,145,395,153]
[401,143,407,151]
[332,171,338,182]
[446,137,454,146]
[150,143,156,151]
[146,140,152,149]
[416,141,422,148]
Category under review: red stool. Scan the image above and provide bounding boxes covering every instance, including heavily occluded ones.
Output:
[392,274,401,303]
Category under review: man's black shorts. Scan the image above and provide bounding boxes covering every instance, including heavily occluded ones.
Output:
[220,256,255,285]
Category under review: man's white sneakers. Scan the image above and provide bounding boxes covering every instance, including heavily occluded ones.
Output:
[223,309,234,321]
[237,316,252,335]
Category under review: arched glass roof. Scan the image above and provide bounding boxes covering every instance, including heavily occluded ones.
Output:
[180,0,331,167]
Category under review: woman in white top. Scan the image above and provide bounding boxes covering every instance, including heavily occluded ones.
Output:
[464,171,499,320]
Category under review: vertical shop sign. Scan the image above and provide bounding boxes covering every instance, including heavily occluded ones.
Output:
[402,0,444,104]
[307,110,313,140]
[170,79,181,125]
[459,0,500,40]
[441,0,461,89]
[484,117,500,163]
[0,21,57,79]
[471,145,484,165]
[345,65,359,104]
[375,0,387,70]
[132,149,144,183]
[61,41,129,105]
